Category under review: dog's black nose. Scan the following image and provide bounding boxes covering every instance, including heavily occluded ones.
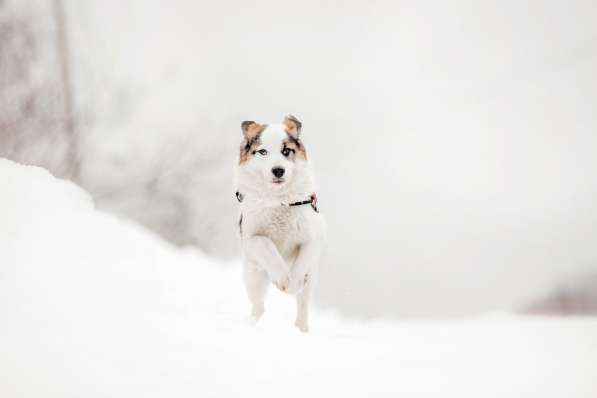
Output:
[272,167,285,178]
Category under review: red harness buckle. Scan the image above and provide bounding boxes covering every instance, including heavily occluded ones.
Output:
[310,193,319,213]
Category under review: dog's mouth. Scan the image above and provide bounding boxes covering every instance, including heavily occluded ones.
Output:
[272,178,285,185]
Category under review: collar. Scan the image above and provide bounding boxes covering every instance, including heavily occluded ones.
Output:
[235,191,319,213]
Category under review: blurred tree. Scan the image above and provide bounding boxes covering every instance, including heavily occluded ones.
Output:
[0,1,239,259]
[53,0,78,179]
[0,0,76,178]
[524,273,597,315]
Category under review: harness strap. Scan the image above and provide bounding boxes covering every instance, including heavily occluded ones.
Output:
[235,191,319,213]
[287,193,319,213]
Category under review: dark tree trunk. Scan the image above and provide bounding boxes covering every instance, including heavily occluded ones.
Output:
[53,0,79,180]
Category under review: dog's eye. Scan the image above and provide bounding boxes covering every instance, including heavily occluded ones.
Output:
[252,149,268,156]
[282,147,295,157]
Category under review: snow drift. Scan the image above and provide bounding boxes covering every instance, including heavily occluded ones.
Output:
[1,158,596,397]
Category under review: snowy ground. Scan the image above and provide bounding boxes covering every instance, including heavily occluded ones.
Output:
[1,158,596,398]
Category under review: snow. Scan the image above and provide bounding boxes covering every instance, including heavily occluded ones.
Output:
[1,158,596,397]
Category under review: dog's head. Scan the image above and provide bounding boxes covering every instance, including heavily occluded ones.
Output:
[238,115,307,190]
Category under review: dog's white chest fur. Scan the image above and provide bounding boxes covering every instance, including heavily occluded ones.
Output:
[243,205,312,260]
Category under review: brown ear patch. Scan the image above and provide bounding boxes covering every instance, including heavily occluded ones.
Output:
[239,122,267,164]
[283,115,302,139]
[241,121,265,141]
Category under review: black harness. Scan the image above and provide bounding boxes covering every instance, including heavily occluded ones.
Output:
[235,191,319,213]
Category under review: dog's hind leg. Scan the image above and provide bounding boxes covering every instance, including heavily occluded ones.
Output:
[288,242,322,332]
[295,263,318,333]
[243,260,269,320]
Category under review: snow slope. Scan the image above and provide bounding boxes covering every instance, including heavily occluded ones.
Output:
[1,158,596,397]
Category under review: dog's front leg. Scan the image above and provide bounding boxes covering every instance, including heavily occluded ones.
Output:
[288,241,322,332]
[243,235,290,291]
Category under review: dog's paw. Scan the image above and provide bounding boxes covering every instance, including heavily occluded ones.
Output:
[251,302,264,320]
[286,272,309,295]
[295,319,309,333]
[273,276,290,292]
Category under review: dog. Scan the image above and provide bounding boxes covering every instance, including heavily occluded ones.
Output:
[235,115,325,332]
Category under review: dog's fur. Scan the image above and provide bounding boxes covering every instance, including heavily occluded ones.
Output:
[235,115,325,332]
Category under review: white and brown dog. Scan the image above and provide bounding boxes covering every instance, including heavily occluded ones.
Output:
[235,115,325,332]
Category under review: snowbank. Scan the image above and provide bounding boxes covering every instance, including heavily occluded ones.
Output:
[1,158,596,397]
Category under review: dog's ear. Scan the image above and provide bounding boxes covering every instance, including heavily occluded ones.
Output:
[241,121,264,141]
[284,115,302,138]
